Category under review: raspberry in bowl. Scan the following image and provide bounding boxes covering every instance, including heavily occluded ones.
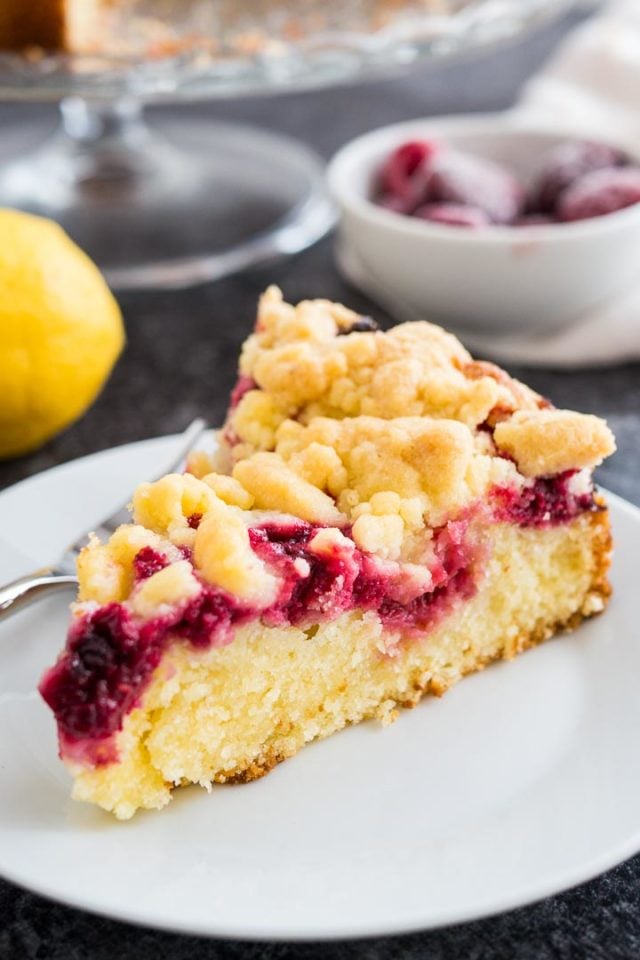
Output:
[375,135,637,226]
[327,114,640,335]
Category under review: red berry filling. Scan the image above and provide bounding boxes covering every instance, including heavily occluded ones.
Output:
[220,376,259,449]
[40,475,597,766]
[39,604,162,765]
[229,375,257,410]
[133,546,169,581]
[493,471,597,527]
[40,518,475,764]
[249,522,361,626]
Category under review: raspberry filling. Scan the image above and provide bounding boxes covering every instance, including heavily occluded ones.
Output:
[39,605,162,765]
[494,470,598,527]
[229,374,257,410]
[39,474,597,765]
[40,518,474,764]
[220,375,259,448]
[133,546,169,581]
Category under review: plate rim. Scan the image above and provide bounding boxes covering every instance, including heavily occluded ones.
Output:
[1,435,639,941]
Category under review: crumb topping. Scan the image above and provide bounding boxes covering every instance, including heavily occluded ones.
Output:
[493,409,616,478]
[226,287,544,464]
[74,289,614,613]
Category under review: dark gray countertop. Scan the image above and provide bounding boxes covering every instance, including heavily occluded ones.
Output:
[1,8,639,958]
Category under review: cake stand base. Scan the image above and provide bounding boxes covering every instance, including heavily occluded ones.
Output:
[0,99,335,291]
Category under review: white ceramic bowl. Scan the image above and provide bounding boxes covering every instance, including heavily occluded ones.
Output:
[327,115,640,335]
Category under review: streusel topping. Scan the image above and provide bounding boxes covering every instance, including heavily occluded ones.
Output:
[220,287,613,472]
[225,287,544,463]
[76,288,614,609]
[493,409,615,478]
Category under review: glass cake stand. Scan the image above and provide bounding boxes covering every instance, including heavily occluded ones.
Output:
[0,0,579,290]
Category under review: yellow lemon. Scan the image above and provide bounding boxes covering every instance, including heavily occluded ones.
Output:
[0,209,125,459]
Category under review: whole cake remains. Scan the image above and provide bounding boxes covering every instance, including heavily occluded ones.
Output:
[0,0,204,57]
[40,288,615,819]
[0,0,106,52]
[0,0,452,56]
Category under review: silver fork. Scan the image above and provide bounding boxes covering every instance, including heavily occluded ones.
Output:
[0,418,207,623]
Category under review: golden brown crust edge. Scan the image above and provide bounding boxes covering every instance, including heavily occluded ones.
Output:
[210,505,613,787]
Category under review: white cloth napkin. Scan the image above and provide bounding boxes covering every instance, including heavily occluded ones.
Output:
[343,0,640,368]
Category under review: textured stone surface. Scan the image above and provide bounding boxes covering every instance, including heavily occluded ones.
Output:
[2,6,640,958]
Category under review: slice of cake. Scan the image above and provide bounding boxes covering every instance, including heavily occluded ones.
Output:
[39,287,615,819]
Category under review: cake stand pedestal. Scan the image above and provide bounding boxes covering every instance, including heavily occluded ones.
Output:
[0,97,334,290]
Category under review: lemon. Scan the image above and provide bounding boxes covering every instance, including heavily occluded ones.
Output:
[0,209,125,459]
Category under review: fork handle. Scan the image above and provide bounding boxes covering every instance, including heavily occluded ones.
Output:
[0,572,78,622]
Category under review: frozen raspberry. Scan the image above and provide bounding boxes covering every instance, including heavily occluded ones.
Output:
[414,203,490,228]
[426,150,524,224]
[558,167,640,221]
[513,214,555,227]
[376,139,439,214]
[377,193,418,215]
[533,140,626,213]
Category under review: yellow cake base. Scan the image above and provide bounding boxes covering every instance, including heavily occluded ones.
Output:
[71,509,611,819]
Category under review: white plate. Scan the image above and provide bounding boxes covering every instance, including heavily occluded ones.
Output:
[1,435,639,941]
